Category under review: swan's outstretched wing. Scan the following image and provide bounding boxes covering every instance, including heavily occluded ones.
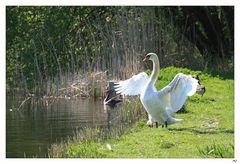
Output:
[114,72,149,96]
[157,73,198,114]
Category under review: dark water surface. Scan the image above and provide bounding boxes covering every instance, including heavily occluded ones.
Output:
[6,97,119,158]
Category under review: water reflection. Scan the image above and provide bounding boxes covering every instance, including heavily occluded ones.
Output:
[6,97,120,158]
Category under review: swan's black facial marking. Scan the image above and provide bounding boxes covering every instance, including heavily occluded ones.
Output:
[145,54,151,59]
[143,54,151,61]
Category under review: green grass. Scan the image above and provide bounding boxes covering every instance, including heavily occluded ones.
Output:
[51,66,234,158]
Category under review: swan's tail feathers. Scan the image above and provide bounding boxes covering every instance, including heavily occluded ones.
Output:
[167,117,183,125]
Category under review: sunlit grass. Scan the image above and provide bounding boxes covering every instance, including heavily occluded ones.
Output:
[197,142,234,158]
[50,67,234,158]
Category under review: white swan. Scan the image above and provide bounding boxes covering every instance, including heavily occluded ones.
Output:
[114,53,199,128]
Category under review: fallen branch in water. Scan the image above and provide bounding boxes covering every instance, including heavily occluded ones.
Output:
[17,97,31,110]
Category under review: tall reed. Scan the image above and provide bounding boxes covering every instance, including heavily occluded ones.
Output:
[7,7,204,98]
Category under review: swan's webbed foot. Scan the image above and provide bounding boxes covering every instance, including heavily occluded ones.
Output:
[155,122,158,128]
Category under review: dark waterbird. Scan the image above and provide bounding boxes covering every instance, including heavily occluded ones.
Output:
[104,81,122,108]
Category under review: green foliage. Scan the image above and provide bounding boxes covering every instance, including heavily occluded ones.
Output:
[7,6,117,94]
[6,6,233,97]
[197,143,234,158]
[65,142,107,158]
[51,67,234,158]
[171,7,234,64]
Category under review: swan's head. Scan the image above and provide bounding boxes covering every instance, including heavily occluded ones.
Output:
[143,53,158,62]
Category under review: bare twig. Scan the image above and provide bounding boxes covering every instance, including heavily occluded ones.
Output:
[17,97,31,110]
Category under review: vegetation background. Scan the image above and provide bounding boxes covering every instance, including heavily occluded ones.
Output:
[6,6,234,97]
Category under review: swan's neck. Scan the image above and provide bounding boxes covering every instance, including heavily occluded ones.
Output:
[150,58,160,84]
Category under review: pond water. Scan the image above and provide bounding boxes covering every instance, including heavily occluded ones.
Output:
[6,97,129,158]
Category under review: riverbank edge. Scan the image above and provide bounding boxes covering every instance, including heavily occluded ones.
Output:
[49,67,234,158]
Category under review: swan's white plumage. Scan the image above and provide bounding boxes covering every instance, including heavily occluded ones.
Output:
[158,74,198,114]
[114,53,198,126]
[114,72,149,96]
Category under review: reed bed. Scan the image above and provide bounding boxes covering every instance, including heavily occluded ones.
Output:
[7,7,207,99]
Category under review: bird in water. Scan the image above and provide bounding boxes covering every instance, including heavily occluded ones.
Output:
[104,81,122,108]
[114,53,203,128]
[104,90,122,108]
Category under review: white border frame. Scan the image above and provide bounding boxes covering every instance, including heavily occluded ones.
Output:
[1,1,239,163]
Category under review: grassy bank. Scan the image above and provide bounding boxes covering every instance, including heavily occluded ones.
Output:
[50,67,234,158]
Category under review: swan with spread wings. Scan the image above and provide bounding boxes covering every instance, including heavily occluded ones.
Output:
[114,53,200,128]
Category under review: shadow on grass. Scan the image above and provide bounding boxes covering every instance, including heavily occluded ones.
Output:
[168,127,234,135]
[176,105,189,114]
